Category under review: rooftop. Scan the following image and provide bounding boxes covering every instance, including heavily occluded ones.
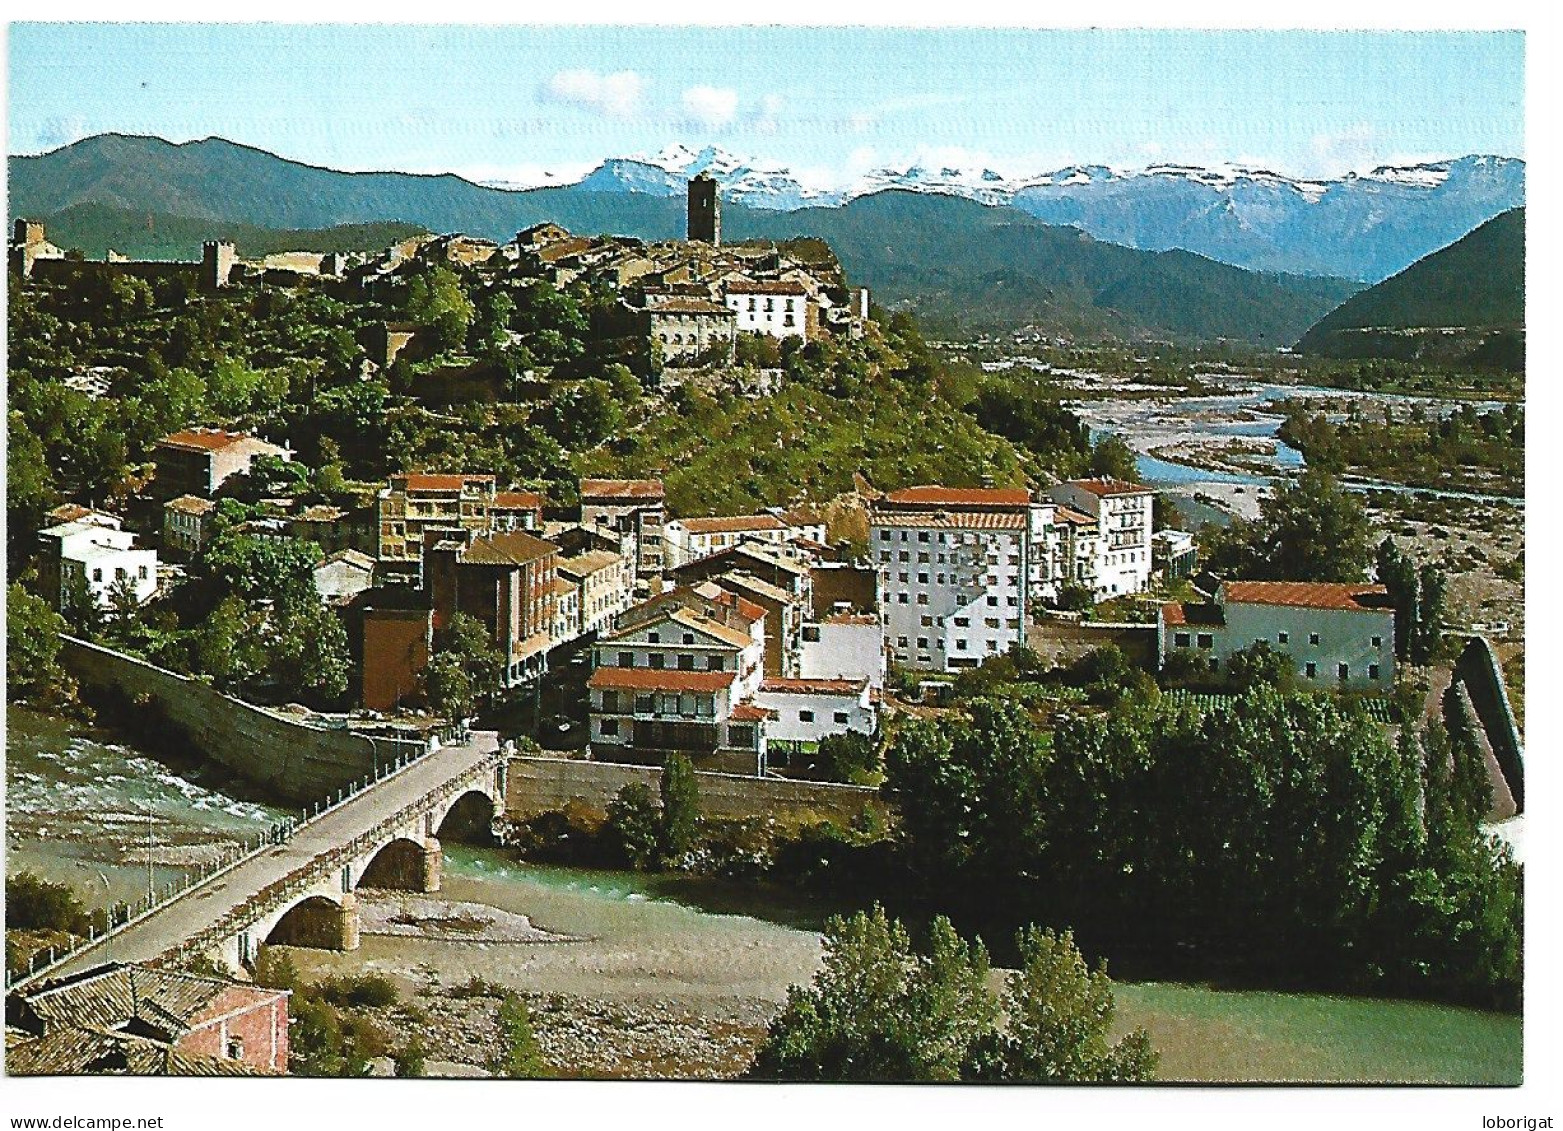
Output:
[393,473,497,493]
[674,514,787,536]
[164,495,217,516]
[871,511,1027,531]
[760,676,868,696]
[17,963,285,1045]
[880,485,1031,509]
[460,530,559,568]
[580,478,665,501]
[650,298,735,315]
[157,428,265,454]
[1062,477,1153,497]
[1161,601,1226,628]
[1220,581,1394,612]
[494,490,545,510]
[725,279,809,296]
[558,549,624,578]
[729,701,776,722]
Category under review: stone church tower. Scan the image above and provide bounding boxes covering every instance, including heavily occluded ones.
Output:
[687,173,720,245]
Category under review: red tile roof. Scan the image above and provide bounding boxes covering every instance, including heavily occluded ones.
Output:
[729,702,775,722]
[580,479,665,501]
[460,530,558,567]
[760,677,867,695]
[588,667,734,693]
[395,473,496,492]
[1161,601,1225,627]
[1063,477,1152,497]
[1054,506,1098,527]
[676,514,786,535]
[494,490,544,510]
[1220,581,1393,612]
[650,298,735,315]
[872,511,1026,531]
[881,485,1031,509]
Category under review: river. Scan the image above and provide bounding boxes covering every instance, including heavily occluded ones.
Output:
[4,706,289,910]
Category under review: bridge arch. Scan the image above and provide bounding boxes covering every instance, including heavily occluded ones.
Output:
[357,836,439,892]
[434,788,498,844]
[264,894,358,951]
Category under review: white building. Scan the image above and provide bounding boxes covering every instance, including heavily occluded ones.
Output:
[587,584,769,764]
[38,518,158,611]
[1158,580,1396,689]
[550,577,583,646]
[663,510,828,571]
[723,280,812,341]
[801,611,887,689]
[871,503,1030,672]
[754,676,877,746]
[1046,478,1155,599]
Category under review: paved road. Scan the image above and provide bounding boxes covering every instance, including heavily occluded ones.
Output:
[32,732,502,984]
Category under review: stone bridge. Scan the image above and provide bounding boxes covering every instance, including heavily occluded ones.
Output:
[18,733,511,987]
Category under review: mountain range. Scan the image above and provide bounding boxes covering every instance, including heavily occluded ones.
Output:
[503,142,1524,283]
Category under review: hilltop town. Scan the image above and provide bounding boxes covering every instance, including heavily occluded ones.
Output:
[5,173,1525,1082]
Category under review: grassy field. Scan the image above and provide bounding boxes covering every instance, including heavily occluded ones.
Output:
[1114,981,1522,1084]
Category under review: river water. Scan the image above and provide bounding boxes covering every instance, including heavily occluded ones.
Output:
[4,707,288,910]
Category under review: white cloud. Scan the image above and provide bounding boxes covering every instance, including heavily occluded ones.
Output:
[542,69,644,119]
[1309,123,1378,174]
[35,114,89,150]
[682,85,739,129]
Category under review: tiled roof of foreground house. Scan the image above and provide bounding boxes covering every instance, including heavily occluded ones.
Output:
[1220,581,1392,612]
[6,1027,269,1077]
[587,668,734,693]
[1064,477,1153,496]
[1160,601,1227,627]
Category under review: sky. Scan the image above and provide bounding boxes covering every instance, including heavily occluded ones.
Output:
[7,24,1526,188]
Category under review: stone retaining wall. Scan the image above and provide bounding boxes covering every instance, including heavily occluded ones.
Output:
[504,755,887,826]
[59,636,422,804]
[1447,634,1525,812]
[1025,619,1159,668]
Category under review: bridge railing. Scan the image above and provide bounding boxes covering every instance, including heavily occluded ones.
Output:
[5,728,482,993]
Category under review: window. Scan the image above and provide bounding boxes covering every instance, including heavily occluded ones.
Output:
[1305,662,1317,679]
[618,651,634,668]
[1277,632,1288,644]
[138,565,148,580]
[92,568,103,582]
[1369,664,1381,681]
[648,631,661,644]
[226,1038,244,1060]
[985,617,1000,629]
[955,639,968,651]
[649,654,665,669]
[1197,633,1214,649]
[1174,632,1191,647]
[917,552,930,564]
[730,725,754,747]
[600,718,620,736]
[955,617,970,628]
[918,637,929,649]
[899,572,909,583]
[897,636,908,648]
[916,594,929,605]
[678,654,695,671]
[682,633,695,645]
[880,530,891,541]
[918,573,929,584]
[921,615,934,627]
[601,691,620,713]
[803,625,820,642]
[898,594,909,604]
[1309,633,1320,645]
[1372,636,1383,648]
[918,532,930,543]
[987,596,998,607]
[1208,658,1219,672]
[899,551,910,562]
[706,655,723,671]
[1338,663,1349,681]
[799,710,815,723]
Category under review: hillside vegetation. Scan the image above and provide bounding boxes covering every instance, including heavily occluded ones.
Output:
[1296,209,1523,370]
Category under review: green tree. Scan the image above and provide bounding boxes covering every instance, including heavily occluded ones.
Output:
[1205,469,1372,582]
[971,927,1154,1082]
[659,752,700,863]
[1225,640,1297,693]
[5,871,90,934]
[6,583,72,705]
[270,596,351,703]
[489,992,547,1078]
[406,267,475,354]
[749,906,996,1082]
[605,782,662,871]
[817,730,879,784]
[1088,434,1139,481]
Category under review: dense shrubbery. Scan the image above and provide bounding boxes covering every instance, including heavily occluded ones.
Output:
[5,871,91,935]
[883,690,1521,1010]
[749,905,1153,1082]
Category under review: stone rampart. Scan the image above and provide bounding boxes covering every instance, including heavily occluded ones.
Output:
[504,756,887,826]
[1025,619,1158,668]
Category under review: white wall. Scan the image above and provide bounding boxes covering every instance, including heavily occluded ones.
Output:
[1163,602,1395,689]
[800,622,886,689]
[875,522,1026,671]
[753,688,875,744]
